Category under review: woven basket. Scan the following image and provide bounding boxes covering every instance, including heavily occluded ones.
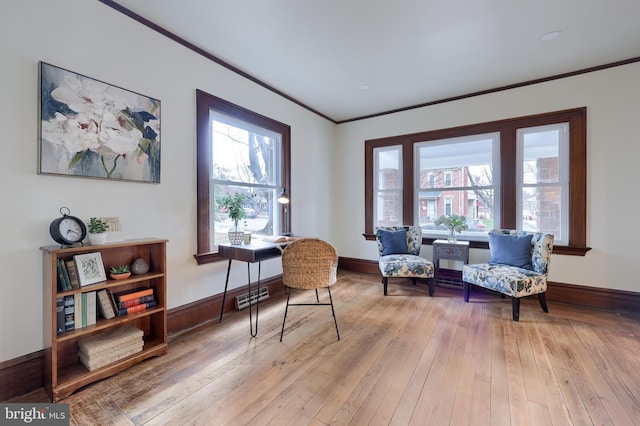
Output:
[281,238,338,290]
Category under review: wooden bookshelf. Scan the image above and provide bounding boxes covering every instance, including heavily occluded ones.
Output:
[41,238,167,402]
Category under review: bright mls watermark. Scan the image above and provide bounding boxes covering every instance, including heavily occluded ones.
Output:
[1,404,69,425]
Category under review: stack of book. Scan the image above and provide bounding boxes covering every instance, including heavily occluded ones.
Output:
[77,325,144,371]
[111,287,157,316]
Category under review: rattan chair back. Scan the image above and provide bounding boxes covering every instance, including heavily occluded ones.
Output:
[282,238,338,290]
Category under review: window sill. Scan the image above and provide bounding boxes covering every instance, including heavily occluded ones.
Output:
[362,234,591,256]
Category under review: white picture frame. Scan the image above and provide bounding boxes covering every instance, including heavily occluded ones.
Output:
[74,252,107,286]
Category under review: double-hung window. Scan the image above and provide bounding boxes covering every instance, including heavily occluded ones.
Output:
[415,133,500,239]
[195,90,291,264]
[364,108,587,255]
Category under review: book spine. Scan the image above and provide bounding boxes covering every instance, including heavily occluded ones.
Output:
[60,260,72,291]
[86,291,97,326]
[118,301,157,316]
[118,294,155,309]
[56,296,65,335]
[56,259,69,292]
[96,289,116,319]
[65,259,80,289]
[74,293,83,329]
[63,295,75,331]
[115,288,154,303]
[107,289,119,316]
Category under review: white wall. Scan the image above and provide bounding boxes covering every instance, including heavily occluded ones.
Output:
[0,0,335,363]
[333,61,640,295]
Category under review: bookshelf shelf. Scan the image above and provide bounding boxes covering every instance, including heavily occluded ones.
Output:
[41,238,168,402]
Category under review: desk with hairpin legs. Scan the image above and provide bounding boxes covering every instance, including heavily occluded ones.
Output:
[217,241,288,337]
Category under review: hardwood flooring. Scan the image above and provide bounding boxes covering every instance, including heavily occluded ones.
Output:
[12,271,640,425]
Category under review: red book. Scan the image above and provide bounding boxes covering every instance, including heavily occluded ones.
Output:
[118,301,157,316]
[113,287,154,303]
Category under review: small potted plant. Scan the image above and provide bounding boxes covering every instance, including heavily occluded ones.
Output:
[217,192,250,244]
[87,217,109,245]
[109,264,131,280]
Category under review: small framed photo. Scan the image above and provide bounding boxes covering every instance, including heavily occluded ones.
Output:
[73,253,107,286]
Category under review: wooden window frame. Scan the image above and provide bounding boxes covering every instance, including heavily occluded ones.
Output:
[364,107,589,255]
[194,90,291,264]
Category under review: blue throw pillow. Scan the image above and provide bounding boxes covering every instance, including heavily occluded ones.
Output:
[489,233,533,269]
[378,229,409,256]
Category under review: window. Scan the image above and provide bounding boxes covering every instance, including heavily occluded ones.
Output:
[195,90,290,264]
[517,123,569,243]
[364,108,588,255]
[415,133,499,239]
[373,145,403,227]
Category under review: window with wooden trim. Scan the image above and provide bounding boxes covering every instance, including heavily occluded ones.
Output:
[364,108,589,255]
[195,90,291,264]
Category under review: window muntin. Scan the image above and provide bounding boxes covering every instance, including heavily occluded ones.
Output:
[195,90,290,264]
[517,123,569,245]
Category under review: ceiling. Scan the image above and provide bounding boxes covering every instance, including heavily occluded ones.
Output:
[107,0,640,123]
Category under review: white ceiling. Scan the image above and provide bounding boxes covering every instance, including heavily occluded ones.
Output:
[108,0,640,122]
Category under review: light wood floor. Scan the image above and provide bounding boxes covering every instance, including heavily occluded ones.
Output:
[13,271,640,425]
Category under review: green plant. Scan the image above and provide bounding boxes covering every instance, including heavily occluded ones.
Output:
[87,217,108,233]
[216,192,250,223]
[109,264,130,274]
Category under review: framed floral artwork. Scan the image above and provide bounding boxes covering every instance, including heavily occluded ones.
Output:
[39,62,161,183]
[73,252,107,286]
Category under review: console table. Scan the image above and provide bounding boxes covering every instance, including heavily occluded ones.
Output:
[217,240,288,337]
[433,239,469,288]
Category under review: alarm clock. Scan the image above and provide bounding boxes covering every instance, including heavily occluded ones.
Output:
[49,207,87,246]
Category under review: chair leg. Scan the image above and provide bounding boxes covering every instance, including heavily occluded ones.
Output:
[538,292,549,313]
[412,278,417,286]
[327,287,340,340]
[279,287,292,342]
[427,278,435,297]
[382,277,388,295]
[512,297,520,321]
[315,288,319,303]
[463,281,470,302]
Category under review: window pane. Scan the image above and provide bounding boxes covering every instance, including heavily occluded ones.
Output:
[374,146,402,227]
[518,123,568,242]
[210,114,284,248]
[212,113,279,185]
[416,133,498,237]
[211,184,279,246]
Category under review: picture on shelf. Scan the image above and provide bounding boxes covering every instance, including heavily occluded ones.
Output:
[73,252,107,286]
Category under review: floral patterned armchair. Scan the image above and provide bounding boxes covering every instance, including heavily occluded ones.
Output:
[462,229,554,321]
[375,226,435,296]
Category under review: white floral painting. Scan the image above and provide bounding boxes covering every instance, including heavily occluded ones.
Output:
[39,62,161,183]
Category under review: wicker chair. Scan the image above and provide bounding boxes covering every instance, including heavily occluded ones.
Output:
[280,238,340,341]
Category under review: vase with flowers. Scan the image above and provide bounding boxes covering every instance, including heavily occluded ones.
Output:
[434,214,468,243]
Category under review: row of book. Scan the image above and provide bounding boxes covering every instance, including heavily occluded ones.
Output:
[77,325,144,371]
[56,258,80,291]
[56,287,158,335]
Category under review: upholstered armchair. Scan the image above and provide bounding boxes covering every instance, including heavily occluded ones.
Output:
[462,229,554,321]
[375,226,435,296]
